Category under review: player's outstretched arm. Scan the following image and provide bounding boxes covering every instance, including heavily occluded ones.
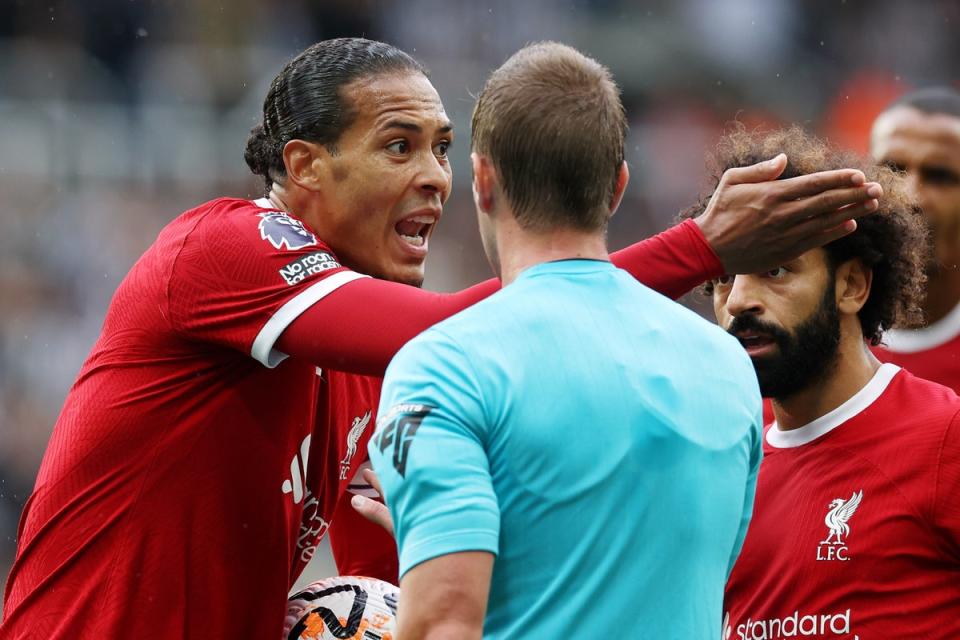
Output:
[277,155,881,376]
[607,155,881,299]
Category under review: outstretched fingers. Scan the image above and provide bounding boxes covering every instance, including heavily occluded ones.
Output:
[774,169,868,200]
[800,183,882,216]
[788,220,859,257]
[800,199,880,232]
[720,154,788,186]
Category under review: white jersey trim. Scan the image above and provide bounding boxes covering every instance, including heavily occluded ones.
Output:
[882,300,960,353]
[253,197,275,210]
[766,363,901,448]
[251,270,368,368]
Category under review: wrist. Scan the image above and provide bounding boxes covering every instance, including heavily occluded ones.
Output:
[685,217,725,277]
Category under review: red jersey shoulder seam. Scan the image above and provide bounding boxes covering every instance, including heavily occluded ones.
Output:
[163,199,232,335]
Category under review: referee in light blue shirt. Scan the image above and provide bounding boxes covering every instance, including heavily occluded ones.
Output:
[366,42,762,640]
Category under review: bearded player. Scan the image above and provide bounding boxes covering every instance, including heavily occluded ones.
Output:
[1,37,883,638]
[872,87,960,391]
[695,127,960,639]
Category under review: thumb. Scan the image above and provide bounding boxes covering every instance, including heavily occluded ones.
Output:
[721,153,787,186]
[351,494,395,536]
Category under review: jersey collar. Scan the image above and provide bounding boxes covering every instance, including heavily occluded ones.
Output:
[518,258,614,280]
[766,363,901,448]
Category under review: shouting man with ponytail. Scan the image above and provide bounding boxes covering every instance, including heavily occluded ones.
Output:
[2,37,883,639]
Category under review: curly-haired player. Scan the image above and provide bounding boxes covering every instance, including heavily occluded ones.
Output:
[689,126,960,639]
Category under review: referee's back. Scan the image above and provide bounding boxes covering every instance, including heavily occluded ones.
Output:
[377,258,762,638]
[369,40,763,639]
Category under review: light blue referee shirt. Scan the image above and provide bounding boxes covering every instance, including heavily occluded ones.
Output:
[369,259,762,638]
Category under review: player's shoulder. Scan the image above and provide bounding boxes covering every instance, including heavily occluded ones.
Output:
[164,196,258,229]
[382,325,485,420]
[153,196,262,251]
[389,322,470,380]
[180,196,321,246]
[165,196,342,280]
[886,367,960,417]
[610,267,746,349]
[850,366,960,453]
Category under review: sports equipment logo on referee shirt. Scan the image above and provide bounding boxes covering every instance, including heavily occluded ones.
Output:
[374,404,433,477]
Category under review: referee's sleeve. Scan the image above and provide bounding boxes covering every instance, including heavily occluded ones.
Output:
[369,328,500,578]
[727,404,763,579]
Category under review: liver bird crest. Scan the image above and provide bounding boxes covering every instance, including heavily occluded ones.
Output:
[821,490,863,545]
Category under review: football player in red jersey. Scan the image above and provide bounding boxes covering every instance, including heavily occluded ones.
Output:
[1,38,883,639]
[696,127,960,639]
[871,88,960,390]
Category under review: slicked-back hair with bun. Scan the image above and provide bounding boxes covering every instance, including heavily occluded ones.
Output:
[244,37,426,193]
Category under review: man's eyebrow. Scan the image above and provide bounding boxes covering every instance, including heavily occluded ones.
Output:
[380,119,454,135]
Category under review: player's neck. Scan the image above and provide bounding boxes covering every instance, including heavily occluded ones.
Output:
[263,185,323,233]
[772,323,882,431]
[922,264,960,325]
[495,217,609,286]
[264,186,290,214]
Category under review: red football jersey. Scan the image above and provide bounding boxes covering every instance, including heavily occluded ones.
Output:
[873,302,960,393]
[1,196,724,638]
[724,364,960,639]
[1,198,388,638]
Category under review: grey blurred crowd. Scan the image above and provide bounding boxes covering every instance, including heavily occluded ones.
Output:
[1,0,958,600]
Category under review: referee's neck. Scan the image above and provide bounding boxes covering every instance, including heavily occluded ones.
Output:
[496,218,609,286]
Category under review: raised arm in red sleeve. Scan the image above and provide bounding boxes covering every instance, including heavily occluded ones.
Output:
[277,218,720,376]
[609,218,723,299]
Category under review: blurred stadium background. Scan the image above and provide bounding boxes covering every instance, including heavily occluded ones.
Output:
[1,0,958,602]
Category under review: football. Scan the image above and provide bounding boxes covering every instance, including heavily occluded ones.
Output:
[283,576,400,640]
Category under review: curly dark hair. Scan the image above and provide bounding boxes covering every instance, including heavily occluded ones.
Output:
[682,125,928,345]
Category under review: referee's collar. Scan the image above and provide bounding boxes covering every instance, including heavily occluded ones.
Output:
[517,258,614,280]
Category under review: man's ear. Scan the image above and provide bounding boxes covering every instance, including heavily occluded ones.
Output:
[282,139,327,192]
[471,152,496,214]
[836,258,873,315]
[609,161,630,216]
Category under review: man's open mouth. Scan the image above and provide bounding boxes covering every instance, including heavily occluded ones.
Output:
[395,214,436,248]
[736,333,775,348]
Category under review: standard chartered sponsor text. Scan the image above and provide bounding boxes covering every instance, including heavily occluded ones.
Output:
[734,609,856,640]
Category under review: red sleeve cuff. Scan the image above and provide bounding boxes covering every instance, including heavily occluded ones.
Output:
[679,218,725,280]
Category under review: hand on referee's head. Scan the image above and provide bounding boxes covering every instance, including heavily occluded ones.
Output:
[696,153,883,274]
[351,468,395,537]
